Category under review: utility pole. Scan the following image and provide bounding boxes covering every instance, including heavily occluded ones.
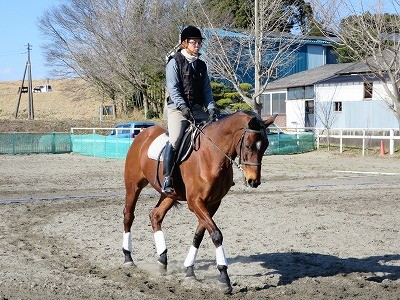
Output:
[254,0,262,114]
[15,43,34,119]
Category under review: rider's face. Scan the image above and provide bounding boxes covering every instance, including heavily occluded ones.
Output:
[186,39,202,55]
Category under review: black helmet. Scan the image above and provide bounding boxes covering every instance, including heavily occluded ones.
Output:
[180,26,204,43]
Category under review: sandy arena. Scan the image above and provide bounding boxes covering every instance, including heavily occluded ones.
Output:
[0,150,399,299]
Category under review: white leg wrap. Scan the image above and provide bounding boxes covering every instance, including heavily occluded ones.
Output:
[184,245,199,267]
[154,231,167,255]
[216,245,227,266]
[123,232,132,252]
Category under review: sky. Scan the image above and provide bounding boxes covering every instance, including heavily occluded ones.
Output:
[0,0,55,82]
[0,0,393,82]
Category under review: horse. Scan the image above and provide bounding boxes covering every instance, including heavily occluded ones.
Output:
[122,110,276,293]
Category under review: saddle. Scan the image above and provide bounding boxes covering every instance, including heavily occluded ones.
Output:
[147,124,200,162]
[148,123,205,187]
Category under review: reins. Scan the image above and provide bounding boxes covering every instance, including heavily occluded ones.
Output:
[189,120,243,171]
[189,119,265,171]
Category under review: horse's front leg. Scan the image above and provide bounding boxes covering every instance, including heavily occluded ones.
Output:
[184,223,206,278]
[188,200,232,294]
[149,196,176,271]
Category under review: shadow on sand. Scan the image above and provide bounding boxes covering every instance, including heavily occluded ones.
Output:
[227,252,400,285]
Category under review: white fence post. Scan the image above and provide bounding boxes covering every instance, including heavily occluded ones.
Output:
[313,128,399,156]
[362,130,366,156]
[390,129,394,155]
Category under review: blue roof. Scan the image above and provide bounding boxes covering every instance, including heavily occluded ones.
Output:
[202,28,333,46]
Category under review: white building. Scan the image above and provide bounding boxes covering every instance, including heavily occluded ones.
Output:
[262,61,399,129]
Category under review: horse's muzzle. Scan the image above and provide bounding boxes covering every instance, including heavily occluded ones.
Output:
[247,178,260,188]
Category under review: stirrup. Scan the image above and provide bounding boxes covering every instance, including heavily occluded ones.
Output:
[162,176,174,194]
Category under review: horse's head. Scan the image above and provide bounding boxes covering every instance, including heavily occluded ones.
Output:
[236,112,277,188]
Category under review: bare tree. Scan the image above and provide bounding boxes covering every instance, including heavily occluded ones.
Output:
[315,85,341,150]
[39,0,185,116]
[192,0,305,113]
[311,0,400,125]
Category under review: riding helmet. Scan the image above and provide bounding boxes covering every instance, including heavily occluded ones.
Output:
[180,26,204,42]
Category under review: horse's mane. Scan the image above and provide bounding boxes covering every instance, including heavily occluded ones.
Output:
[216,110,265,130]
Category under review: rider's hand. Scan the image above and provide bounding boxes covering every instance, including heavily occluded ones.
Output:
[180,106,191,119]
[208,108,218,122]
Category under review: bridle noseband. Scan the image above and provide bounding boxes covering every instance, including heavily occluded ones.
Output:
[236,126,266,168]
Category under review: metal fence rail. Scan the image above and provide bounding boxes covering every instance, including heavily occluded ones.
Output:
[315,128,400,155]
[4,128,396,157]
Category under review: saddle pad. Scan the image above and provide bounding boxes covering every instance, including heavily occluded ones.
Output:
[148,133,169,161]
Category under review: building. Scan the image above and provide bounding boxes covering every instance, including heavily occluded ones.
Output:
[202,28,337,84]
[263,59,399,129]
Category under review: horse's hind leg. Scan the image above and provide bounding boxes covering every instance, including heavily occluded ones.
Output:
[149,196,176,270]
[123,178,148,266]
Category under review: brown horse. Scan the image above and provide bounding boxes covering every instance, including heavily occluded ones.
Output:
[122,110,276,293]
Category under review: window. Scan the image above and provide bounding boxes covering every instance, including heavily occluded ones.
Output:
[304,86,314,99]
[260,94,271,115]
[287,87,303,100]
[261,92,286,115]
[287,86,314,100]
[334,101,342,112]
[364,82,373,99]
[272,93,286,114]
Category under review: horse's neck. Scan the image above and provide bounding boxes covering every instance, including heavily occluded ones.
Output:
[201,122,243,159]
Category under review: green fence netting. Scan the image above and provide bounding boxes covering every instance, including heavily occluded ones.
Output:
[0,133,71,154]
[71,134,132,159]
[0,132,315,157]
[265,132,315,155]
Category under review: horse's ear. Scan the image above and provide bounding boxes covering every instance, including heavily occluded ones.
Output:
[263,114,278,128]
[248,116,264,129]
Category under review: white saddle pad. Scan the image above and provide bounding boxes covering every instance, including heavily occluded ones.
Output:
[147,133,169,161]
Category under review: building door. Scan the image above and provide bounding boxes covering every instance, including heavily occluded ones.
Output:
[305,100,314,128]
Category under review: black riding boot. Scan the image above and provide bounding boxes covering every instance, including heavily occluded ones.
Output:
[162,142,175,194]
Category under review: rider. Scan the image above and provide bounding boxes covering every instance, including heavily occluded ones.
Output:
[162,25,218,194]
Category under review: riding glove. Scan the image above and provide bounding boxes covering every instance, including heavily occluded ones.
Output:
[208,108,218,122]
[180,106,191,119]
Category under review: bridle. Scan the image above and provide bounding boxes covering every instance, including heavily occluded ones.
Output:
[236,127,266,167]
[191,119,267,172]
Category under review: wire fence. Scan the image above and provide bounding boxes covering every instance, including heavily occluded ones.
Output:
[266,132,315,155]
[0,130,315,157]
[0,133,71,154]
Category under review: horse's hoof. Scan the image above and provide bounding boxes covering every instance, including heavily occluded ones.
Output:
[123,261,136,267]
[185,266,196,279]
[157,261,167,274]
[123,248,135,266]
[218,281,233,294]
[217,265,232,294]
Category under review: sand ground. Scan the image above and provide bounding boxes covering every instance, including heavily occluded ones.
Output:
[0,150,399,299]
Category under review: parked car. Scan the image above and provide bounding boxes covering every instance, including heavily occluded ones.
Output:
[109,121,155,138]
[218,113,285,136]
[266,123,285,135]
[33,85,52,93]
